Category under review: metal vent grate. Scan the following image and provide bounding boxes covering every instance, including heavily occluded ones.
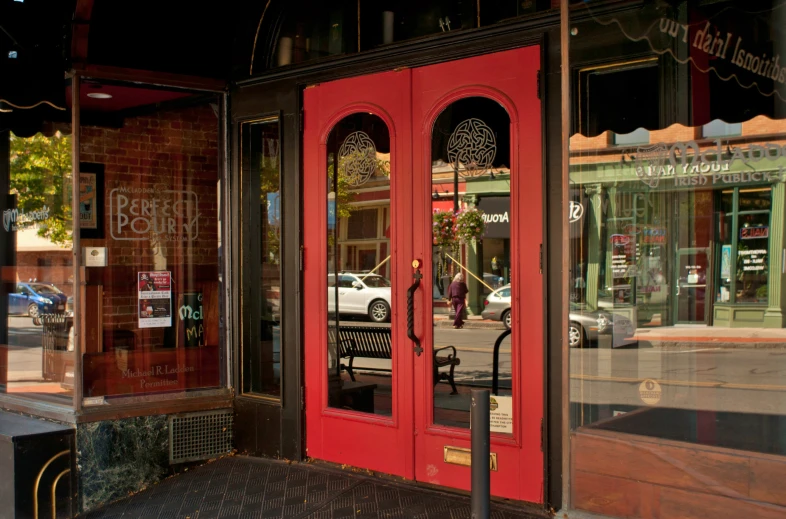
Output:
[169,409,233,464]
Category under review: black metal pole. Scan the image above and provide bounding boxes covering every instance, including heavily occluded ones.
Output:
[471,389,490,519]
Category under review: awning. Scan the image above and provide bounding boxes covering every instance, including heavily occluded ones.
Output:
[0,60,68,136]
[0,0,72,136]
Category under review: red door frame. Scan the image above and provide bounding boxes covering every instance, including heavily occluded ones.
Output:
[411,46,543,502]
[303,46,543,502]
[303,69,415,478]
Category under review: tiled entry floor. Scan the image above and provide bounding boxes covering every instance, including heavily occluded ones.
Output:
[85,456,547,519]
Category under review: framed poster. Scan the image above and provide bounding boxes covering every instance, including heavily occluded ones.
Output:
[79,162,105,239]
[138,271,172,328]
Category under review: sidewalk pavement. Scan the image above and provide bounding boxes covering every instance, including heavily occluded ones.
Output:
[83,455,546,519]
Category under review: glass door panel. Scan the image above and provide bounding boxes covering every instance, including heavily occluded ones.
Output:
[677,250,709,323]
[429,96,513,430]
[326,113,393,415]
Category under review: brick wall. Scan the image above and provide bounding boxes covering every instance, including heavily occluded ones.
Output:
[80,104,220,348]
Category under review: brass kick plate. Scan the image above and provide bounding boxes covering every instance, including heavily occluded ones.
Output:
[443,446,498,471]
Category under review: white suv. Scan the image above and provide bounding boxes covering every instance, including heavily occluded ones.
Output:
[328,272,391,323]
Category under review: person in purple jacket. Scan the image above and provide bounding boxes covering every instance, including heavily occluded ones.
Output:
[448,272,469,329]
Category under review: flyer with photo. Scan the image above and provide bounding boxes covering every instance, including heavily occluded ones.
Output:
[138,271,172,328]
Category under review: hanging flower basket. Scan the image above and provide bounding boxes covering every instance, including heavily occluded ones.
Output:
[454,207,486,244]
[433,210,456,247]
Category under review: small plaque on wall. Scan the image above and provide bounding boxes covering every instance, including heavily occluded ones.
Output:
[84,247,107,267]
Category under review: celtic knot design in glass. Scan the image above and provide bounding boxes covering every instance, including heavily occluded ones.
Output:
[339,131,377,186]
[447,118,497,177]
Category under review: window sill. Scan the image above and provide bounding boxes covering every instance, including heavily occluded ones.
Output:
[1,388,235,424]
[77,388,234,423]
[0,394,76,424]
[236,392,282,406]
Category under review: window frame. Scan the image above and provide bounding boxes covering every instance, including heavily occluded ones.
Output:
[239,114,284,401]
[715,187,772,306]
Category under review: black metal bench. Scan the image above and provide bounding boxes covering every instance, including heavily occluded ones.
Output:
[329,325,461,394]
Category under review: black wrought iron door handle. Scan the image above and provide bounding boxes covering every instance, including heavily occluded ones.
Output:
[407,266,423,356]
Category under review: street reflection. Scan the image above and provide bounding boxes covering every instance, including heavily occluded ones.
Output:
[433,324,512,428]
[430,96,513,429]
[569,335,786,454]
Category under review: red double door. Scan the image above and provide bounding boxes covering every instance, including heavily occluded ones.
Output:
[303,46,544,502]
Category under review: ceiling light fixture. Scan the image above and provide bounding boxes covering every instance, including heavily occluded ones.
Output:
[87,92,113,99]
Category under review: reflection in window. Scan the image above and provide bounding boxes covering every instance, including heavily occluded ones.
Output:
[326,113,392,415]
[2,131,74,404]
[612,128,649,146]
[727,188,770,304]
[569,2,786,517]
[242,118,282,396]
[270,0,553,69]
[360,1,476,49]
[479,0,553,25]
[431,97,512,430]
[713,188,772,306]
[79,86,223,403]
[703,120,742,138]
[576,60,659,137]
[275,0,358,67]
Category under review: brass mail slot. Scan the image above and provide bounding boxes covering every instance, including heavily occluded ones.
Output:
[443,446,498,471]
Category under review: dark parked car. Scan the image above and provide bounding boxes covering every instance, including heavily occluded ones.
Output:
[482,284,636,347]
[9,282,68,322]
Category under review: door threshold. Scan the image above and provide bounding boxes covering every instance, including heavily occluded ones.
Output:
[303,457,550,517]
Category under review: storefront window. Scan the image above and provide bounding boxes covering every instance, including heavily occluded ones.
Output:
[241,117,282,397]
[267,0,556,70]
[0,128,75,406]
[569,1,786,517]
[77,81,224,404]
[274,0,358,67]
[728,188,771,304]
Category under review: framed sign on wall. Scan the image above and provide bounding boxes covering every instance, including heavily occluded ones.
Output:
[79,162,105,239]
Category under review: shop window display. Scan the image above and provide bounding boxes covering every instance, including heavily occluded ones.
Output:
[569,0,786,517]
[77,81,224,403]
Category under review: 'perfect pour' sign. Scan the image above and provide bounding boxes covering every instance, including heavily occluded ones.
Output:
[109,185,200,241]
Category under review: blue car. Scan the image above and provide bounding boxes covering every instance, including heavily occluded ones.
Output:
[9,282,68,320]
